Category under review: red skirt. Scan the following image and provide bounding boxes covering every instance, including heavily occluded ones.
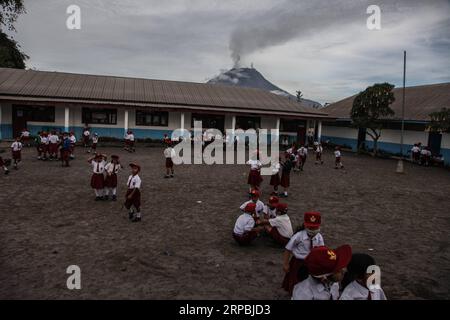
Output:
[232,231,258,246]
[270,173,280,186]
[125,188,141,209]
[280,171,290,188]
[269,228,290,246]
[90,173,105,189]
[91,143,97,150]
[83,136,90,144]
[49,143,58,154]
[61,149,70,161]
[247,170,263,186]
[282,257,308,294]
[335,156,341,163]
[12,150,21,160]
[165,158,174,168]
[104,173,118,188]
[316,152,322,160]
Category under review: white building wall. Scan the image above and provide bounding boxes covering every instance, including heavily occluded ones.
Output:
[377,129,429,145]
[322,126,358,139]
[441,133,450,149]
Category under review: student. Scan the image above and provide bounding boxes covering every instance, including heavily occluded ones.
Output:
[292,245,352,300]
[127,130,135,153]
[297,145,308,171]
[334,146,344,169]
[279,153,293,198]
[90,133,99,153]
[232,202,262,246]
[35,131,42,160]
[69,131,77,159]
[246,155,263,192]
[269,158,281,195]
[411,144,420,163]
[88,153,107,201]
[125,163,142,222]
[20,128,31,146]
[48,130,60,160]
[164,141,176,178]
[420,147,432,166]
[340,253,387,300]
[40,132,49,160]
[240,189,265,219]
[11,137,23,170]
[263,195,279,219]
[315,143,324,165]
[259,203,293,246]
[0,156,10,174]
[282,212,324,294]
[83,126,91,152]
[163,133,171,145]
[104,155,121,201]
[124,131,130,151]
[60,132,72,167]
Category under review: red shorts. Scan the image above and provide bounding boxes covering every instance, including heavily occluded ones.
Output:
[12,150,21,160]
[83,136,90,144]
[335,156,341,163]
[269,228,290,246]
[49,143,58,154]
[92,143,97,150]
[247,170,263,186]
[232,231,258,246]
[61,149,70,161]
[104,173,118,188]
[270,173,280,186]
[125,188,141,209]
[280,171,290,188]
[165,158,174,168]
[90,173,104,189]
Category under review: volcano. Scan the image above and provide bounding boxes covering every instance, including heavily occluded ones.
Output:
[207,67,321,108]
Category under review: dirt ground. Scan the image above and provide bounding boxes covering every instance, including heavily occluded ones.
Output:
[0,145,449,300]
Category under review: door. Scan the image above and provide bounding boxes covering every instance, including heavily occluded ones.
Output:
[357,128,367,150]
[428,132,442,155]
[297,126,306,146]
[12,105,27,139]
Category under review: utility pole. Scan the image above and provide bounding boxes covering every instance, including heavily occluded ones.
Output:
[396,50,406,174]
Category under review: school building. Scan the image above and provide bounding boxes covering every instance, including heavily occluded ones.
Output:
[321,82,450,165]
[0,68,331,145]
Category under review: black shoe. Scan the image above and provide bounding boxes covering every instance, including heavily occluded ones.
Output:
[164,175,169,179]
[112,195,117,201]
[131,216,141,222]
[95,196,101,201]
[170,174,174,178]
[4,170,9,175]
[128,211,135,220]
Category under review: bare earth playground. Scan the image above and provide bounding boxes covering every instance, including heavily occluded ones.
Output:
[0,146,449,299]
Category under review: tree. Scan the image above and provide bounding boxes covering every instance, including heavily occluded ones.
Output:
[350,83,395,156]
[296,90,303,102]
[0,0,27,69]
[428,108,450,133]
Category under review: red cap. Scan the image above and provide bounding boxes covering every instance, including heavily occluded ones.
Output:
[305,245,352,277]
[268,196,279,205]
[129,162,141,172]
[304,212,321,229]
[250,189,260,198]
[243,202,256,214]
[276,203,288,214]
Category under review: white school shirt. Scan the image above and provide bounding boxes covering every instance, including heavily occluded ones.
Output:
[91,160,106,174]
[21,131,30,137]
[340,280,387,300]
[240,200,265,218]
[41,136,49,144]
[105,162,120,175]
[127,174,141,189]
[263,205,277,219]
[271,163,280,175]
[83,130,90,137]
[269,214,293,238]
[285,230,324,260]
[11,141,23,151]
[128,134,135,142]
[48,134,59,144]
[164,147,175,159]
[298,147,308,156]
[233,213,256,235]
[69,135,77,143]
[421,149,431,156]
[92,136,99,143]
[334,150,341,158]
[292,276,340,300]
[286,147,294,154]
[316,146,323,153]
[411,146,420,153]
[246,159,262,170]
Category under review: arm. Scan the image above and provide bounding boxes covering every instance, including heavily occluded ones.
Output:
[283,250,292,273]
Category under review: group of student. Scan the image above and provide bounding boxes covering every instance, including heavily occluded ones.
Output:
[232,188,386,300]
[410,143,444,166]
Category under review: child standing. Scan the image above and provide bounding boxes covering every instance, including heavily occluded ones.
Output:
[279,153,293,198]
[104,155,121,201]
[297,145,308,171]
[164,142,175,178]
[40,132,49,160]
[340,253,387,300]
[334,146,344,169]
[291,245,352,300]
[48,130,60,160]
[282,212,324,294]
[11,137,23,170]
[60,132,72,167]
[246,155,262,192]
[125,163,142,222]
[315,143,324,165]
[88,153,107,201]
[90,133,99,153]
[127,130,135,153]
[69,131,77,159]
[269,158,281,196]
[232,203,262,246]
[83,126,91,152]
[20,128,31,146]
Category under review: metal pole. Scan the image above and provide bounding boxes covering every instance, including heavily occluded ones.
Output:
[396,50,406,174]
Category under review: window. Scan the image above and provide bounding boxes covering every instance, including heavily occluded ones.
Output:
[13,105,55,122]
[82,108,117,125]
[236,116,261,130]
[191,113,225,131]
[136,110,169,126]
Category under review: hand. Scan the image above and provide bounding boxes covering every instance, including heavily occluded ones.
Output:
[283,263,290,273]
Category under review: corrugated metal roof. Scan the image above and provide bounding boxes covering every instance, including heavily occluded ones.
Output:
[0,68,329,119]
[322,83,450,121]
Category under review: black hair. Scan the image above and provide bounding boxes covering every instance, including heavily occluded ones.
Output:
[341,253,376,290]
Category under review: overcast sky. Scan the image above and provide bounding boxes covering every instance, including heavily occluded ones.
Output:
[7,0,450,104]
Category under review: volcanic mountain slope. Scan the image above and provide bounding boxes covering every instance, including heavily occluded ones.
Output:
[207,67,322,108]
